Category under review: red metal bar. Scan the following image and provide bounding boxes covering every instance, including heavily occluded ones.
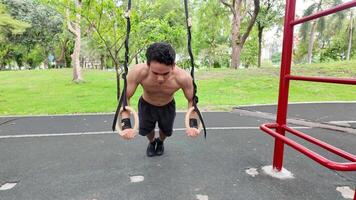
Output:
[260,123,356,171]
[283,125,356,162]
[291,1,356,26]
[286,75,356,85]
[273,0,296,171]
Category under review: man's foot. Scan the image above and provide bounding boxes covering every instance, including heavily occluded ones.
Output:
[146,140,156,157]
[155,138,164,156]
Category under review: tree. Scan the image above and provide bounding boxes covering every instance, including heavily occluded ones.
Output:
[220,0,260,69]
[346,10,353,60]
[255,0,283,67]
[241,26,258,68]
[299,0,344,63]
[39,0,85,81]
[78,0,126,99]
[67,0,83,82]
[79,0,186,98]
[0,3,30,69]
[318,15,356,62]
[0,3,30,37]
[2,0,63,68]
[193,0,230,68]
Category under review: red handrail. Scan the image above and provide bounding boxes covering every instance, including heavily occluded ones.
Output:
[286,75,356,85]
[260,1,356,198]
[260,123,356,171]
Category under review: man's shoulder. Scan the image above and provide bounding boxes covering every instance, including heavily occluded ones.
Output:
[174,66,192,85]
[131,63,149,76]
[132,63,148,71]
[175,65,189,75]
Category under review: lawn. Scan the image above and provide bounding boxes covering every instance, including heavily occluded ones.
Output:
[0,60,355,115]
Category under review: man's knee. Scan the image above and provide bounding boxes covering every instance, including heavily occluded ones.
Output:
[159,129,173,137]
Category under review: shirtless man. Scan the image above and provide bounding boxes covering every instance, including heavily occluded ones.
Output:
[120,42,200,157]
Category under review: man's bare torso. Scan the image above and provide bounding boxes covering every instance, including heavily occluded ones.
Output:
[136,64,186,106]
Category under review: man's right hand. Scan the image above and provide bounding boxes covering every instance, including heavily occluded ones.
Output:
[120,128,137,140]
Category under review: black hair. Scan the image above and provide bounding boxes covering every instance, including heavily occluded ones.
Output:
[146,42,176,66]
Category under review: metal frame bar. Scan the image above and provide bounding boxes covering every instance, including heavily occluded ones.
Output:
[260,123,356,171]
[259,0,356,192]
[286,75,356,85]
[291,1,356,26]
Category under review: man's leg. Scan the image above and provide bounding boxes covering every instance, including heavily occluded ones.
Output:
[156,100,175,156]
[155,130,168,156]
[146,130,156,157]
[138,97,157,157]
[147,130,155,142]
[159,129,167,141]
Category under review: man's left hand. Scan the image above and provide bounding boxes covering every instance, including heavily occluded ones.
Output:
[186,127,200,137]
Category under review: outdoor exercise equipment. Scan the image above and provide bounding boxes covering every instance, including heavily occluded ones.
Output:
[260,1,356,199]
[112,0,206,138]
[112,0,139,137]
[183,0,207,137]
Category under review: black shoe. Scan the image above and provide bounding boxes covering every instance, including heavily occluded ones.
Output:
[155,138,164,156]
[146,140,156,157]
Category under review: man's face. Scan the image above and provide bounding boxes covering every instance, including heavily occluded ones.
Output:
[148,61,174,85]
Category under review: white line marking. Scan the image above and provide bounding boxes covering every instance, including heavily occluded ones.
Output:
[129,175,144,183]
[196,194,209,200]
[0,126,311,139]
[329,121,356,123]
[2,101,355,118]
[0,182,17,190]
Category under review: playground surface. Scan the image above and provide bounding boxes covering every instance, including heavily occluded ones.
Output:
[0,102,355,200]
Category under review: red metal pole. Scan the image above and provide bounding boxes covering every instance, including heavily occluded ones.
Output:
[273,0,296,171]
[283,126,356,162]
[261,123,356,171]
[354,187,356,200]
[291,1,356,26]
[287,75,356,85]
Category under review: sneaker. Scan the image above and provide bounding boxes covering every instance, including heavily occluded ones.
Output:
[146,140,156,157]
[155,138,164,156]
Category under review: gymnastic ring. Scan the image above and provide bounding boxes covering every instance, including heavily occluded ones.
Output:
[115,106,139,137]
[184,107,203,133]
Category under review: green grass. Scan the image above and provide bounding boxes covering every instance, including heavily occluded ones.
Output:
[0,60,355,115]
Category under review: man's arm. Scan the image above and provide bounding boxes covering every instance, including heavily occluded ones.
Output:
[182,77,194,108]
[181,72,198,123]
[180,71,200,137]
[121,65,141,119]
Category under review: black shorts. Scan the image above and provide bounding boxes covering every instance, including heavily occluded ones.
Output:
[138,96,176,137]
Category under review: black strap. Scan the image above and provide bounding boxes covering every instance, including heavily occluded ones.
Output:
[184,0,207,138]
[112,0,131,131]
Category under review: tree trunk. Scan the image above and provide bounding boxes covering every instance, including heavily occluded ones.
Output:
[114,61,120,101]
[221,0,259,69]
[307,21,317,64]
[71,28,82,82]
[257,24,263,68]
[347,11,353,60]
[43,58,49,69]
[68,0,83,83]
[100,54,105,70]
[307,0,322,64]
[231,13,241,69]
[56,39,68,68]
